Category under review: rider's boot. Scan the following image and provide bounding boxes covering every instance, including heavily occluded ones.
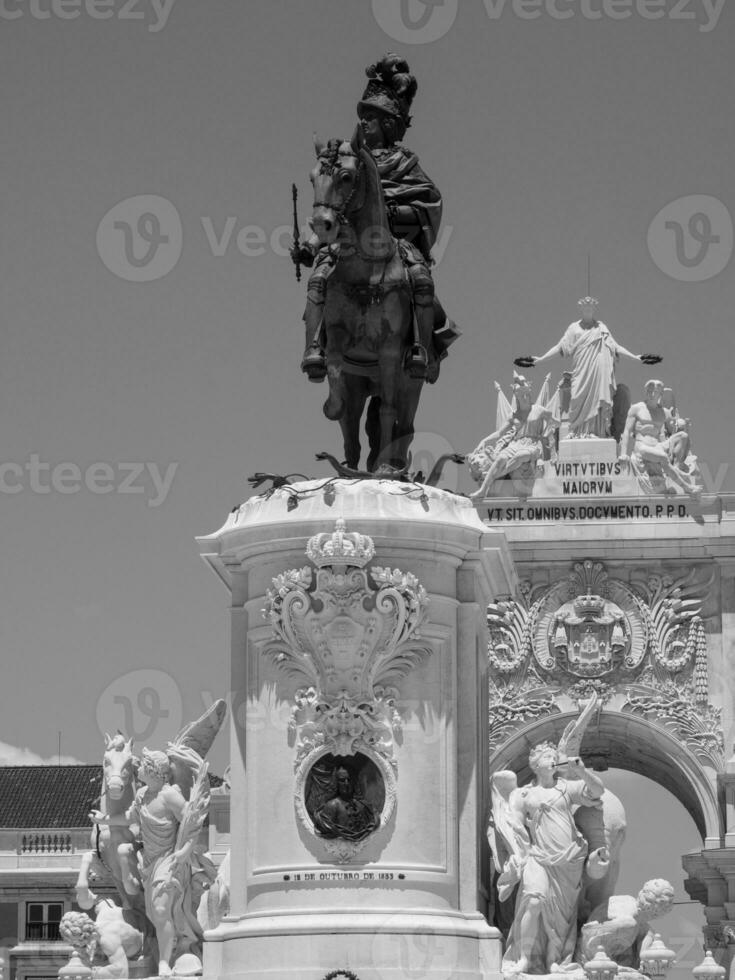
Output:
[405,278,434,381]
[301,274,327,382]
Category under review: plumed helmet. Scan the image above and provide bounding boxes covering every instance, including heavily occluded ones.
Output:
[357,53,417,141]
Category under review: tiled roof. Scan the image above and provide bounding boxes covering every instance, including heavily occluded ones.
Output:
[0,767,224,829]
[0,766,103,828]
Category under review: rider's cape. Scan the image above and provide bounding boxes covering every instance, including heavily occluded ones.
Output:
[375,146,442,263]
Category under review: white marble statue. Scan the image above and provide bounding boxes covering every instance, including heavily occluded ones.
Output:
[619,379,702,496]
[71,897,144,979]
[75,734,150,977]
[575,788,627,923]
[515,297,661,439]
[488,698,612,975]
[59,905,146,980]
[90,701,226,977]
[59,911,99,968]
[468,373,559,498]
[197,849,230,932]
[76,734,145,915]
[578,878,675,968]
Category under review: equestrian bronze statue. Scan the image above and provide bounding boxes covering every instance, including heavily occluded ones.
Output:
[292,54,458,474]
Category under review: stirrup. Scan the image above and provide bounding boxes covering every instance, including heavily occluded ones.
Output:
[405,344,428,380]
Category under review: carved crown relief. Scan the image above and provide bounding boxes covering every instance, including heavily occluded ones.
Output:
[262,519,431,860]
[487,561,721,769]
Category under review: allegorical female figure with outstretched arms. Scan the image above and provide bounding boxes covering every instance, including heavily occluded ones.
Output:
[515,297,661,439]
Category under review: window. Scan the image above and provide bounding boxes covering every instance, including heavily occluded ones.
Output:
[25,903,62,941]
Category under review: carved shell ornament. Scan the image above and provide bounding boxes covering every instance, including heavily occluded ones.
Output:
[487,561,720,768]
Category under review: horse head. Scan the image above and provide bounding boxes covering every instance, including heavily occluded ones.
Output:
[309,130,371,247]
[102,732,136,801]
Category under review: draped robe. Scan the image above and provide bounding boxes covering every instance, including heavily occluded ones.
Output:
[559,320,620,437]
[503,779,594,973]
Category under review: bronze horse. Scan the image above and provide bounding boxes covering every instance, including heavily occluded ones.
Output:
[309,127,423,473]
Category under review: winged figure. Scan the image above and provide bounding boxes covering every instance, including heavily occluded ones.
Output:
[487,697,611,975]
[557,694,598,765]
[90,701,227,977]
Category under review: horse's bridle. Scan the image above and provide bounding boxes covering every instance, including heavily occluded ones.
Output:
[313,150,396,263]
[313,155,365,224]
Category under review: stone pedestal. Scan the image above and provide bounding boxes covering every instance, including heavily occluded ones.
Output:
[483,441,644,500]
[196,480,516,980]
[557,437,617,462]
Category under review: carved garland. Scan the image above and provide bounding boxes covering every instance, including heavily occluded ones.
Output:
[488,681,559,752]
[263,519,431,856]
[623,680,723,770]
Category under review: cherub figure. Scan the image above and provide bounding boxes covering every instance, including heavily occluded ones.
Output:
[578,878,675,968]
[488,698,610,975]
[91,701,226,977]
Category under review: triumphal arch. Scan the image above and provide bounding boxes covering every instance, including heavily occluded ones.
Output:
[468,347,735,976]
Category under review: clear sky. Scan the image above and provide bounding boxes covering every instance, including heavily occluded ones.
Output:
[0,0,729,958]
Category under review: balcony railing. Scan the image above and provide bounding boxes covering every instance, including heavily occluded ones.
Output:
[25,922,62,942]
[20,833,73,854]
[0,828,91,861]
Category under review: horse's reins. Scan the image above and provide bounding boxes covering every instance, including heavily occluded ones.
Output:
[314,153,396,266]
[312,157,362,224]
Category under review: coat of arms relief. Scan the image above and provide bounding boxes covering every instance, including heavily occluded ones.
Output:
[262,518,431,861]
[487,560,722,769]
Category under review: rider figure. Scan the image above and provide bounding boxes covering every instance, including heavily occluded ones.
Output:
[293,54,458,383]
